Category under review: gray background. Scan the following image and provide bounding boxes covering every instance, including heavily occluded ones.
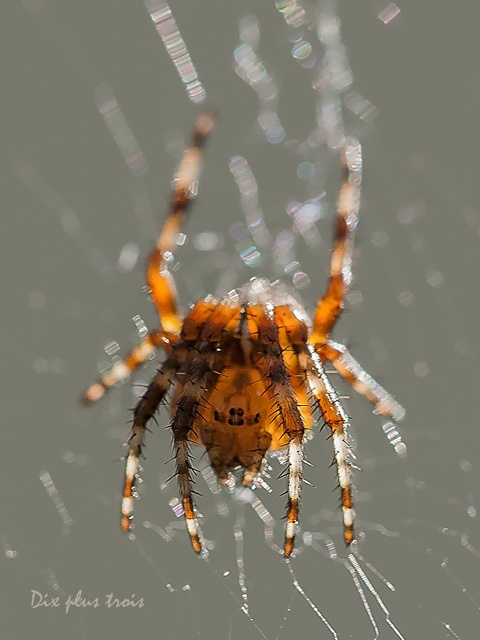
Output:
[2,1,480,638]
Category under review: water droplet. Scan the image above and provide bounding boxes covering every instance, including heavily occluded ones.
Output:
[398,290,414,306]
[297,162,315,181]
[118,243,140,273]
[104,341,120,356]
[459,459,472,473]
[413,361,428,378]
[378,3,401,25]
[292,271,310,288]
[292,41,312,61]
[425,269,446,288]
[194,231,222,251]
[371,230,389,248]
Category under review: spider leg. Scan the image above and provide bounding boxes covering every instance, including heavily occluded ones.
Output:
[319,340,406,422]
[306,343,355,545]
[172,302,237,553]
[275,307,357,544]
[251,305,306,557]
[310,139,362,345]
[147,111,216,334]
[83,113,216,405]
[121,346,185,532]
[82,329,175,404]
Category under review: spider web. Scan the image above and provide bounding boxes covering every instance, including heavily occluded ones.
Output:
[3,1,480,639]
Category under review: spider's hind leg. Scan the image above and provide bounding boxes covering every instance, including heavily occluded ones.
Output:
[82,329,175,404]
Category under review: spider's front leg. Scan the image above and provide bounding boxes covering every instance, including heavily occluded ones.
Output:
[171,302,237,553]
[121,346,184,532]
[251,305,306,557]
[275,305,356,547]
[170,350,218,554]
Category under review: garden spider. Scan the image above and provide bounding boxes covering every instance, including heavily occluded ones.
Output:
[83,111,405,556]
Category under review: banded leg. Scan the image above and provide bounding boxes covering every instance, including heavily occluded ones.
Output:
[251,305,306,557]
[82,329,175,404]
[147,111,216,334]
[83,113,215,405]
[306,344,355,544]
[121,348,184,532]
[320,340,405,422]
[273,306,354,544]
[311,139,362,345]
[172,303,238,553]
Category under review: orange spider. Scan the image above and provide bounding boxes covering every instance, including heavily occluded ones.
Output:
[83,112,405,556]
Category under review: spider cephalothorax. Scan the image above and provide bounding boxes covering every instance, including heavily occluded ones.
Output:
[83,112,404,556]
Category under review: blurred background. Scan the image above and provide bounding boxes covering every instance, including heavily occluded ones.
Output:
[2,1,480,638]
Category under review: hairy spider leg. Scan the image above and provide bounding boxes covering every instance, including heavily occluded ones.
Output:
[121,298,219,540]
[82,112,216,404]
[308,139,404,543]
[306,344,355,545]
[249,304,306,557]
[82,329,174,404]
[273,305,356,547]
[121,348,184,532]
[310,139,362,345]
[170,302,238,553]
[320,340,405,422]
[147,110,216,334]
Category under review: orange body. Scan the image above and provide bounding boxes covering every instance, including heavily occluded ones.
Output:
[172,298,314,484]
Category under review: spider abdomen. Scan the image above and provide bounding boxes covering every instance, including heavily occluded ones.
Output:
[189,355,312,484]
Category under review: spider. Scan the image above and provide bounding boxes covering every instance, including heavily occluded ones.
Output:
[83,111,405,556]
